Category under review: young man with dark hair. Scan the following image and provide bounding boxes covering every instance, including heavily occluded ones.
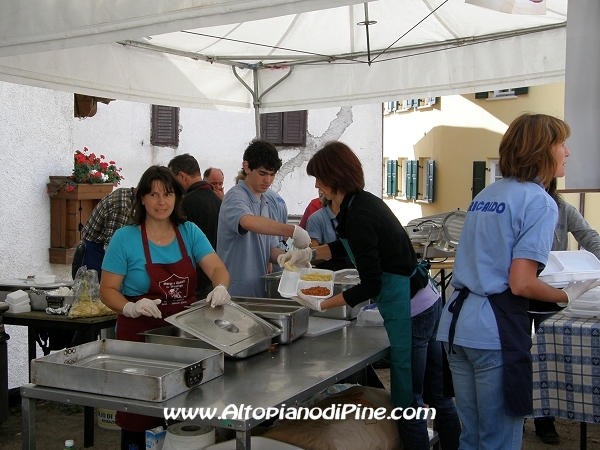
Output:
[217,140,310,297]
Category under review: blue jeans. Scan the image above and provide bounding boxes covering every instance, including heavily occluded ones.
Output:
[397,299,461,450]
[445,344,524,450]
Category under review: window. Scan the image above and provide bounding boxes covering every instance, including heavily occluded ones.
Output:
[488,159,502,184]
[260,110,307,146]
[151,105,179,147]
[475,87,529,100]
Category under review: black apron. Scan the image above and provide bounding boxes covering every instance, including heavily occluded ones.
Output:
[447,288,533,416]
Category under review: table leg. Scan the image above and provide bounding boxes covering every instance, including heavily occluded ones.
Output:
[84,406,95,448]
[27,326,37,382]
[439,269,446,304]
[83,328,97,448]
[580,422,587,450]
[21,395,36,450]
[236,430,251,450]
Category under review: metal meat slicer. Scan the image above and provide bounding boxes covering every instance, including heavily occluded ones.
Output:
[405,210,466,260]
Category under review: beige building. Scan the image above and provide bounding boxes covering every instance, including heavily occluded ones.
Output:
[382,82,600,251]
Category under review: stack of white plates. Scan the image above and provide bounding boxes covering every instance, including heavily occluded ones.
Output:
[563,287,600,318]
[539,251,600,288]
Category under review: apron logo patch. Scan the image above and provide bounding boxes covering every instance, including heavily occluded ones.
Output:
[159,274,189,300]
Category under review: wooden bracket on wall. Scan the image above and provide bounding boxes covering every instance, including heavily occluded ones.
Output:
[74,94,114,118]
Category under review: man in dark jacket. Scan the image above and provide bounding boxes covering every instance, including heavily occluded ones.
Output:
[168,154,222,298]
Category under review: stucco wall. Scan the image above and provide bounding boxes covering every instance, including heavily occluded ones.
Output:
[0,82,74,389]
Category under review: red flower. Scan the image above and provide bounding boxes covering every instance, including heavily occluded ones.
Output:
[100,162,109,170]
[65,185,75,192]
[109,160,116,165]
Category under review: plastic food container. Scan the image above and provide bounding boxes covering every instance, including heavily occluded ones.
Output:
[538,251,600,288]
[278,268,334,299]
[35,275,56,284]
[563,287,600,318]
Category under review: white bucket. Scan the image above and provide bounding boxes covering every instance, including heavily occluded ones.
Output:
[96,408,120,430]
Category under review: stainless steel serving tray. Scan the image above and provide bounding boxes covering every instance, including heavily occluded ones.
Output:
[141,326,272,359]
[31,339,223,402]
[165,301,281,356]
[230,297,309,344]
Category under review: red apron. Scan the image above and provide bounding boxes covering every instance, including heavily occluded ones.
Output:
[116,223,198,432]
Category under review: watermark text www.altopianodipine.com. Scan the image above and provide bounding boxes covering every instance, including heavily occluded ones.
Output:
[164,404,436,421]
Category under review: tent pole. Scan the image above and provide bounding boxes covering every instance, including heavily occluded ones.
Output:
[232,65,295,138]
[253,68,261,138]
[232,66,261,138]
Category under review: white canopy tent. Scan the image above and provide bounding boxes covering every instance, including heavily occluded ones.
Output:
[0,0,568,125]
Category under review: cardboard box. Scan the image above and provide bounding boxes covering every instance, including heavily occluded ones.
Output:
[146,426,166,450]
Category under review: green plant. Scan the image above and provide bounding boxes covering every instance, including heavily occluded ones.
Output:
[47,147,123,196]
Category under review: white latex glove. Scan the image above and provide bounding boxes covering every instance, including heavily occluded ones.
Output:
[122,298,162,319]
[292,225,311,249]
[277,248,312,271]
[293,292,324,312]
[560,279,600,306]
[206,284,230,307]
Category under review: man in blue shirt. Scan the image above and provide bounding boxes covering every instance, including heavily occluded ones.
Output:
[217,140,310,297]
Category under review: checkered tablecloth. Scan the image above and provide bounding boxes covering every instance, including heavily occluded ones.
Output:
[532,313,600,424]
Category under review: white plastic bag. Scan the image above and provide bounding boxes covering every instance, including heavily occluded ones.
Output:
[356,303,384,327]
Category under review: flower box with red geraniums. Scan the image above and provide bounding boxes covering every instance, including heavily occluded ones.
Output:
[46,147,124,264]
[47,147,123,197]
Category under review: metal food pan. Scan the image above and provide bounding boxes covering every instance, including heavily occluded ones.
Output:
[31,339,224,402]
[230,299,309,344]
[165,302,281,357]
[310,300,370,320]
[141,326,272,359]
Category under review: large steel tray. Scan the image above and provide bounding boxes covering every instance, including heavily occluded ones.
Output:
[230,297,309,344]
[141,326,273,359]
[31,339,224,402]
[165,301,281,356]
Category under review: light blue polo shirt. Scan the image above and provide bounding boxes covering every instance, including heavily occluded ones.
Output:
[264,188,288,271]
[102,221,214,296]
[306,205,338,245]
[437,177,557,349]
[217,181,278,297]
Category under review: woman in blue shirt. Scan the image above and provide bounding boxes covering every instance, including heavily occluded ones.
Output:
[100,165,231,450]
[437,114,597,450]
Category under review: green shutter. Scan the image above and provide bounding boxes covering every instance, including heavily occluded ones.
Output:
[386,160,398,197]
[513,87,529,95]
[472,161,487,199]
[426,160,435,203]
[406,160,418,200]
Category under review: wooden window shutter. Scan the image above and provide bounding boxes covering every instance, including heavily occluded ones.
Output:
[406,160,419,200]
[282,110,307,146]
[426,160,435,203]
[472,161,487,199]
[261,113,283,143]
[386,159,398,197]
[260,111,307,146]
[151,105,179,147]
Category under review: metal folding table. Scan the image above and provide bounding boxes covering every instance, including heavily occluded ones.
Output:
[21,324,390,450]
